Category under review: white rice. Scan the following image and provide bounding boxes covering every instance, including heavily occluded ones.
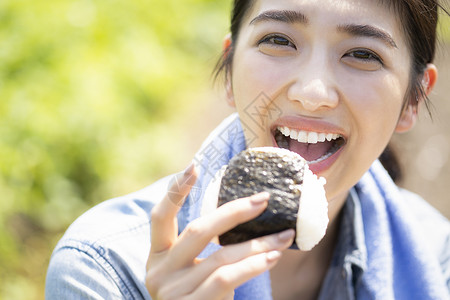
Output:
[296,169,328,251]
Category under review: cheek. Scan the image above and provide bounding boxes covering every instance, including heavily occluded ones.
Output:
[344,73,407,166]
[345,73,406,128]
[231,53,291,146]
[232,51,290,100]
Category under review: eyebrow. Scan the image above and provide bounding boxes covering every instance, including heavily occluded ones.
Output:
[250,10,398,49]
[337,24,398,48]
[249,10,308,25]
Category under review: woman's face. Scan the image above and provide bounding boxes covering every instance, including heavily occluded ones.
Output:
[229,0,413,203]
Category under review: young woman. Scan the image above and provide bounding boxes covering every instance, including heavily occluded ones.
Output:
[46,0,450,299]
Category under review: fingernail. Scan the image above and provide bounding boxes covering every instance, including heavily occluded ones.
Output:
[184,162,195,176]
[250,192,270,204]
[278,229,295,242]
[266,250,281,262]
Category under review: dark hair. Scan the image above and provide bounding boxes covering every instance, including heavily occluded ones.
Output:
[381,0,446,115]
[214,0,448,182]
[214,0,254,85]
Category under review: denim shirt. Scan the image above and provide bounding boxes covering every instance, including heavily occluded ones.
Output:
[46,114,450,299]
[45,176,450,299]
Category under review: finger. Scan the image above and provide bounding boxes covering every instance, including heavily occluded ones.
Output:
[192,250,282,300]
[170,229,295,295]
[150,163,198,254]
[202,229,294,273]
[170,192,270,268]
[166,163,198,206]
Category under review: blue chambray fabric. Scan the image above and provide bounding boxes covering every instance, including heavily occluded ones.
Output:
[46,113,450,299]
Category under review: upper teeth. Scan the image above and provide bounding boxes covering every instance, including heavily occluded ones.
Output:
[278,126,341,144]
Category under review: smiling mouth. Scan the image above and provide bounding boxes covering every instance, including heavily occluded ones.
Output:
[274,126,346,164]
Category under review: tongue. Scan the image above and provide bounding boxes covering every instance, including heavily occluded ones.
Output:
[289,139,333,162]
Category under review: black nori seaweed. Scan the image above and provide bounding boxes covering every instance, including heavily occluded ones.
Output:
[218,148,307,246]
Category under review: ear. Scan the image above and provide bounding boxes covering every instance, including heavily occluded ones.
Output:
[421,63,438,95]
[223,33,232,57]
[395,104,417,133]
[223,33,236,107]
[225,78,235,107]
[395,64,438,133]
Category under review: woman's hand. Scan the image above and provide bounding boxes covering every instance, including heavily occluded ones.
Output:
[146,163,295,300]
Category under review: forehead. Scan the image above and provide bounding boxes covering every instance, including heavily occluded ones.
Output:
[244,0,401,32]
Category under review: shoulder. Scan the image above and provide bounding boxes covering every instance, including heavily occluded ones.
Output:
[46,175,173,299]
[399,189,450,285]
[54,174,172,252]
[399,188,450,252]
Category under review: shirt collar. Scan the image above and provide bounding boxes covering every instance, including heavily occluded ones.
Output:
[335,188,368,286]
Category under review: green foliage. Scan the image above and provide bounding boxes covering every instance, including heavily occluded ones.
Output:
[0,0,229,298]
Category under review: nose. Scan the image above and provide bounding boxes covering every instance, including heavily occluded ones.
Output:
[287,62,339,112]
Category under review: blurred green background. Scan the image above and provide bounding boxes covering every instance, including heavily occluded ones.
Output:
[0,0,230,298]
[0,1,448,299]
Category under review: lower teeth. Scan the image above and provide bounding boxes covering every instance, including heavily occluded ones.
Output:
[276,131,343,164]
[307,151,333,164]
[307,139,343,164]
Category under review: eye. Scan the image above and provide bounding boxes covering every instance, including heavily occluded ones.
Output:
[342,49,383,70]
[348,50,381,62]
[258,34,297,51]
